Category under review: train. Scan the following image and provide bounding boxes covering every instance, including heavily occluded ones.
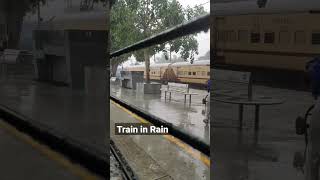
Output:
[123,60,210,87]
[212,0,320,71]
[211,0,320,89]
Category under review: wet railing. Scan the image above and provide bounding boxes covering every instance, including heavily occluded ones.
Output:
[110,14,211,156]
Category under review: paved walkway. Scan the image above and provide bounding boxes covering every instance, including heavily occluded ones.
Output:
[111,83,210,145]
[0,119,101,180]
[110,101,210,180]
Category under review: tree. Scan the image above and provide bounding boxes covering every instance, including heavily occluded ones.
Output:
[111,0,208,80]
[161,0,184,61]
[176,5,207,64]
[110,0,141,76]
[133,0,169,83]
[155,2,207,64]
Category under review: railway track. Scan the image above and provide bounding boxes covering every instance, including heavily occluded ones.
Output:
[110,139,137,180]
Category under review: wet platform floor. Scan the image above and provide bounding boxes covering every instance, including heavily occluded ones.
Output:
[111,84,210,145]
[212,84,313,180]
[0,119,101,180]
[110,101,210,180]
[0,79,107,157]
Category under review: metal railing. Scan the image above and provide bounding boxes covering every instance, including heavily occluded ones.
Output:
[110,14,211,156]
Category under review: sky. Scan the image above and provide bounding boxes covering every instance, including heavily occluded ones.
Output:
[123,0,210,67]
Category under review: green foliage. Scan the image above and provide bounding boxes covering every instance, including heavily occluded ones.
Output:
[110,0,142,72]
[180,35,199,64]
[158,1,207,63]
[111,0,208,74]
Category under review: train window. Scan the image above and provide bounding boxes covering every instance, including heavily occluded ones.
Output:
[251,32,260,43]
[218,31,226,41]
[193,72,196,76]
[227,31,236,42]
[279,31,290,44]
[294,31,306,44]
[238,30,248,43]
[264,32,275,44]
[312,32,320,45]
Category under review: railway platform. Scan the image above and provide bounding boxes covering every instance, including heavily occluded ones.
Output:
[0,117,102,180]
[212,83,313,180]
[0,79,107,177]
[110,83,210,145]
[0,79,107,152]
[110,100,210,180]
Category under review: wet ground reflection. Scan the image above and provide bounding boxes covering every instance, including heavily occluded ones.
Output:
[212,85,311,179]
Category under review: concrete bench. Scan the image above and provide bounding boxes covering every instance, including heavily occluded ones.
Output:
[212,69,284,130]
[161,82,198,104]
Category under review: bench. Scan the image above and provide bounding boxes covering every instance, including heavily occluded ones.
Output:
[162,82,198,104]
[212,68,284,130]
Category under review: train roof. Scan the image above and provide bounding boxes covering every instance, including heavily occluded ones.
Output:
[126,59,210,68]
[213,0,320,16]
[126,63,171,68]
[171,60,210,66]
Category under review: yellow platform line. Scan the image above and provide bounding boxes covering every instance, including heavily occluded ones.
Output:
[111,100,210,167]
[0,120,101,180]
